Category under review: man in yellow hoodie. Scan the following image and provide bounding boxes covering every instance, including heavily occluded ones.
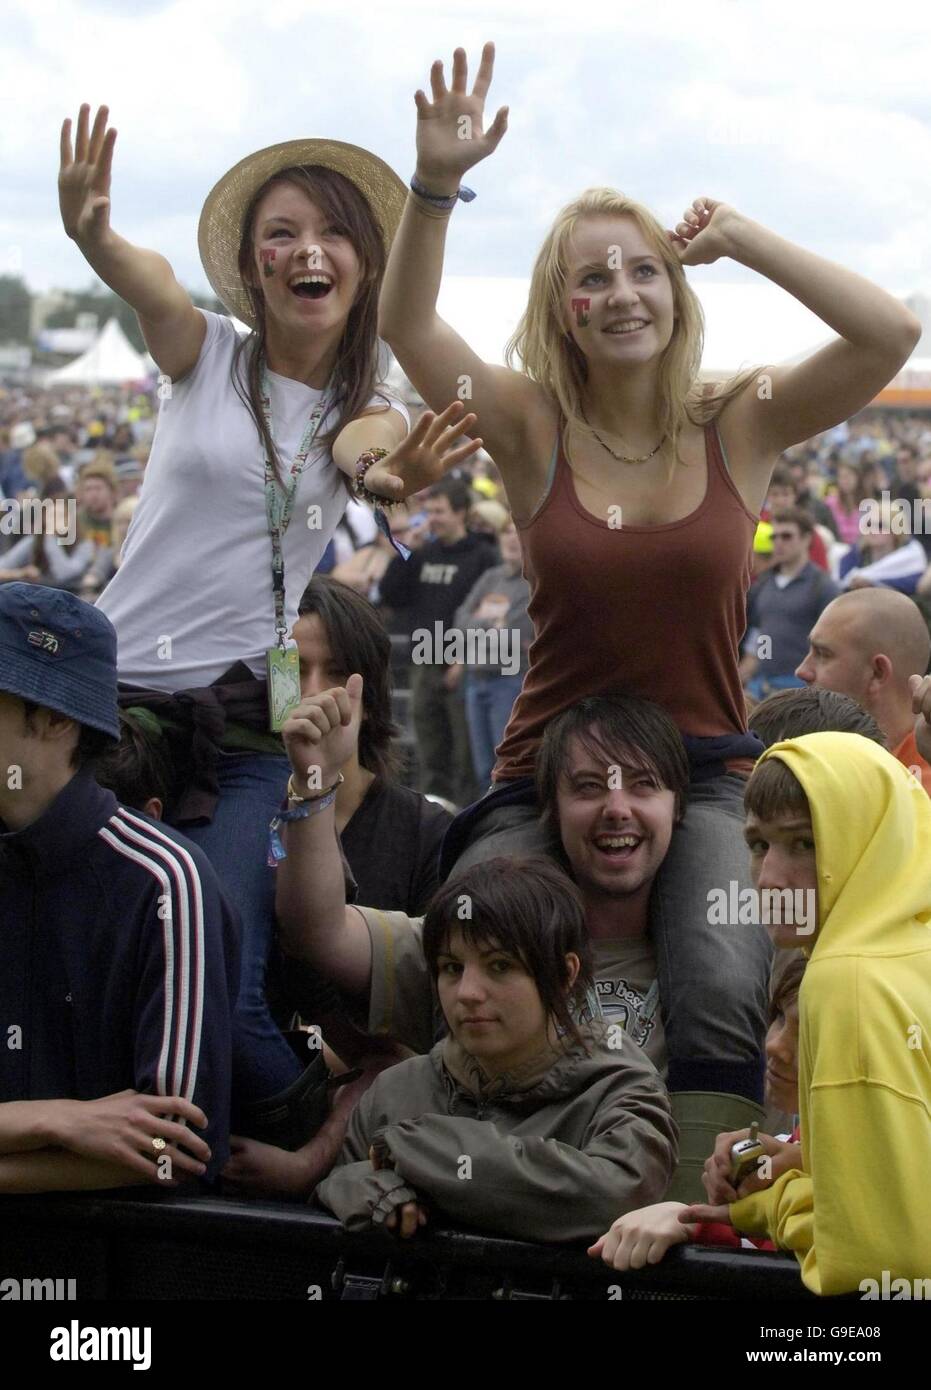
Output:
[683,732,931,1296]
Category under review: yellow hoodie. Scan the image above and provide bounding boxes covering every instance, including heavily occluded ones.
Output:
[731,732,931,1295]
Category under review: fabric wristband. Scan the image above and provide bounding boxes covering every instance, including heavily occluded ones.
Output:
[410,173,476,209]
[268,789,338,864]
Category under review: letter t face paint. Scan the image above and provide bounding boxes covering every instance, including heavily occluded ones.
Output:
[571,296,591,328]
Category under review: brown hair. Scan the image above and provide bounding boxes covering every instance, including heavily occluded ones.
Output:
[231,165,390,486]
[767,464,795,493]
[832,455,871,508]
[744,755,811,824]
[748,687,887,750]
[536,692,690,852]
[422,857,594,1048]
[772,507,814,537]
[95,709,175,814]
[769,951,807,1026]
[297,575,401,783]
[31,478,77,572]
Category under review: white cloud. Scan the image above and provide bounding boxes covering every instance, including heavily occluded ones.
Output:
[5,0,931,303]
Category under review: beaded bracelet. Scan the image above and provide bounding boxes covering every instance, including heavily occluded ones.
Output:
[352,447,400,507]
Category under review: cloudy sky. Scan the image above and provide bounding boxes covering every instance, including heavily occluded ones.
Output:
[5,0,931,316]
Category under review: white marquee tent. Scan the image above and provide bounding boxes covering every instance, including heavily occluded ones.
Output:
[47,317,153,386]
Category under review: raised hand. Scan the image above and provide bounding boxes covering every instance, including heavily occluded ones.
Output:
[909,673,931,766]
[667,197,741,267]
[281,674,364,791]
[364,400,482,501]
[414,42,509,190]
[59,104,118,246]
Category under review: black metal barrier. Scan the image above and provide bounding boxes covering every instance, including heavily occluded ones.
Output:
[0,1190,816,1301]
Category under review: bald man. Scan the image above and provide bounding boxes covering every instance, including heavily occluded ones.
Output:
[796,588,931,793]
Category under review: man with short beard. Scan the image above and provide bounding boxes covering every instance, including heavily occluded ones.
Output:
[275,687,690,1077]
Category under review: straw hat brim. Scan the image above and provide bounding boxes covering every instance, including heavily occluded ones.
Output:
[197,138,408,328]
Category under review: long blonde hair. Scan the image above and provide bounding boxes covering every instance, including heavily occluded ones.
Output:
[505,188,760,460]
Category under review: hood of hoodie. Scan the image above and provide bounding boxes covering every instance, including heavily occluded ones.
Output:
[733,730,931,1294]
[759,731,931,959]
[440,1024,614,1108]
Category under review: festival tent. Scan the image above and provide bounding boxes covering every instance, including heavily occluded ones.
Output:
[47,317,151,385]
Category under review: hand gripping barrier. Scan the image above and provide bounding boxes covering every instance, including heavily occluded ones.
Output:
[0,1190,816,1301]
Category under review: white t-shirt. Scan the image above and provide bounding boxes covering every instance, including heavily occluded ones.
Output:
[97,310,407,690]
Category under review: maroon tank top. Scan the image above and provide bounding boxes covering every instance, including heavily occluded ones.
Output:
[493,419,756,781]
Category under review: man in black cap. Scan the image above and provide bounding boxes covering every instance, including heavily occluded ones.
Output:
[0,584,239,1191]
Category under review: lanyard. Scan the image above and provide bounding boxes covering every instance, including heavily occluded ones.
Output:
[260,362,330,648]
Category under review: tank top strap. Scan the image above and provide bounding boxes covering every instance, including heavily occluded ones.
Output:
[703,417,759,525]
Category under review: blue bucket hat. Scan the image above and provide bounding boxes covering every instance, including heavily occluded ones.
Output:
[0,584,120,740]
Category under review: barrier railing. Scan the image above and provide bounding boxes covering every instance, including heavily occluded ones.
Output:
[0,1190,814,1301]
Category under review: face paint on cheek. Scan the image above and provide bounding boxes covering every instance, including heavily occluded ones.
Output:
[260,249,277,278]
[571,296,591,328]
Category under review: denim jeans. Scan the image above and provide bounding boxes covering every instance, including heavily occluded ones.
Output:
[463,672,525,790]
[176,751,303,1105]
[449,774,771,1103]
[745,673,805,703]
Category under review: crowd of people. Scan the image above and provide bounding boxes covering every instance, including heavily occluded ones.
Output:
[1,41,930,1302]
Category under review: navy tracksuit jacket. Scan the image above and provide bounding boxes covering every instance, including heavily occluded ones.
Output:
[0,769,240,1178]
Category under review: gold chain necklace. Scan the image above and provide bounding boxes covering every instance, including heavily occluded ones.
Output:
[579,404,667,464]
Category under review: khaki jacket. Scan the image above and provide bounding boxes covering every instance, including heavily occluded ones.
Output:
[316,1026,676,1244]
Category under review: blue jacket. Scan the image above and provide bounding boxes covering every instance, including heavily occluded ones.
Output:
[0,770,240,1177]
[0,449,29,498]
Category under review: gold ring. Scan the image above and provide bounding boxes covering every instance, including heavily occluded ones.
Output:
[152,1137,167,1152]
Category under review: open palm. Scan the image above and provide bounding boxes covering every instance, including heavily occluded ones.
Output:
[59,103,117,245]
[365,401,482,500]
[415,42,509,187]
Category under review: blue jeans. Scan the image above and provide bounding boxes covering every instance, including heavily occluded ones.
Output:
[745,673,805,703]
[448,775,771,1103]
[177,751,302,1105]
[464,672,525,790]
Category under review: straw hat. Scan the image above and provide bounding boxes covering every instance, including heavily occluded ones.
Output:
[198,139,408,327]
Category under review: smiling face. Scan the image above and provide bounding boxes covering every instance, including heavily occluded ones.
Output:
[555,730,677,902]
[562,214,676,370]
[765,994,800,1114]
[436,928,573,1075]
[248,180,364,338]
[424,493,467,543]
